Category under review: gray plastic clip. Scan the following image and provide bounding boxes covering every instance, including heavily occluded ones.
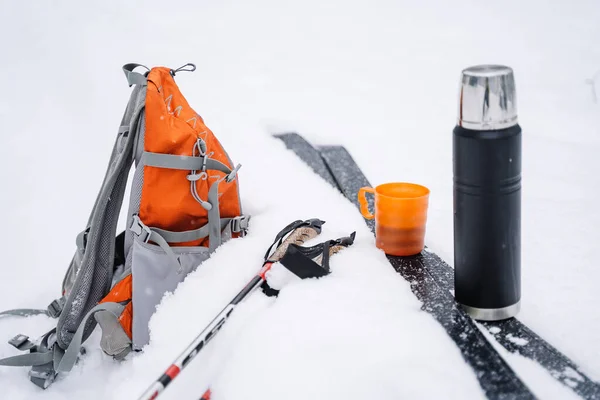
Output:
[9,334,34,351]
[46,298,64,319]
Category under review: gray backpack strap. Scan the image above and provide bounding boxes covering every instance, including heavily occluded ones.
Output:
[0,309,49,318]
[122,63,149,87]
[55,83,146,352]
[0,297,66,320]
[207,164,243,252]
[0,303,125,389]
[51,76,146,370]
[139,151,233,173]
[0,328,59,389]
[95,309,132,360]
[0,74,148,390]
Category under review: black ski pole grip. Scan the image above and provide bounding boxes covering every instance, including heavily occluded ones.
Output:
[267,219,324,263]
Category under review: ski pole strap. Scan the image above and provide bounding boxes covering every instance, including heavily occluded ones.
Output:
[283,231,357,276]
[263,218,325,262]
[262,231,356,297]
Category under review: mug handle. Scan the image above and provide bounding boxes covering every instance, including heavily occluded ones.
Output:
[358,187,375,220]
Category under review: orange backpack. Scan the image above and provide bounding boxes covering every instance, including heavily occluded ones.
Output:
[0,63,249,389]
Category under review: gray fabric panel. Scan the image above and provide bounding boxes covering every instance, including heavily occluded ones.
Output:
[146,230,182,273]
[55,302,125,373]
[130,237,210,350]
[56,85,146,350]
[0,351,54,367]
[95,309,132,357]
[140,151,232,174]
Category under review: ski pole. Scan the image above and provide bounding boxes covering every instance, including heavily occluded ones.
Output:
[137,218,325,400]
[195,229,356,400]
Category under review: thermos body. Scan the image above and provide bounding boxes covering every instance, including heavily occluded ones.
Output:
[453,65,522,321]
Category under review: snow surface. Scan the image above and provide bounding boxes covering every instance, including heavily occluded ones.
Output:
[1,0,599,399]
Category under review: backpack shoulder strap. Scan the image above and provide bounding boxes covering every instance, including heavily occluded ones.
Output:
[0,65,148,389]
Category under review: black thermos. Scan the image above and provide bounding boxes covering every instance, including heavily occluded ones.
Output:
[453,65,522,321]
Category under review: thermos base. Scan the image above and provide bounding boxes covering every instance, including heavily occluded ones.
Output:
[459,301,521,321]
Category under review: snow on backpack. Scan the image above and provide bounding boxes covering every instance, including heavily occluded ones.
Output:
[0,63,250,389]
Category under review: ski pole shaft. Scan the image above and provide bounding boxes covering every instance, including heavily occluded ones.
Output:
[139,263,273,400]
[137,219,323,400]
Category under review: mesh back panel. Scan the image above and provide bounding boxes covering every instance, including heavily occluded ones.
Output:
[56,86,147,349]
[124,111,146,272]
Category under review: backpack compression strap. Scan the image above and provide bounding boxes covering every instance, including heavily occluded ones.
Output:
[0,297,65,319]
[0,65,149,390]
[0,302,125,388]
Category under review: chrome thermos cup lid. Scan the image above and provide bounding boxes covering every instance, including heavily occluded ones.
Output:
[457,65,518,130]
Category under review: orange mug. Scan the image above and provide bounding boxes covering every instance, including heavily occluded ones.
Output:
[358,182,430,256]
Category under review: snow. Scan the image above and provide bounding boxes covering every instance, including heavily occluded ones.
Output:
[1,0,599,399]
[506,334,529,347]
[488,326,502,335]
[477,325,582,400]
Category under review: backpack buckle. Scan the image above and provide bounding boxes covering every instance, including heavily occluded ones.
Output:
[29,365,57,389]
[130,215,152,243]
[9,334,34,351]
[226,163,242,183]
[46,298,65,319]
[232,215,250,235]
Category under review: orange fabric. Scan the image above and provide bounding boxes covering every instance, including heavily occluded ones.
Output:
[140,67,242,247]
[99,274,132,303]
[119,301,133,339]
[99,274,133,339]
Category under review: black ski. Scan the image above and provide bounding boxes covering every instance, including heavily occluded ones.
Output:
[275,132,600,400]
